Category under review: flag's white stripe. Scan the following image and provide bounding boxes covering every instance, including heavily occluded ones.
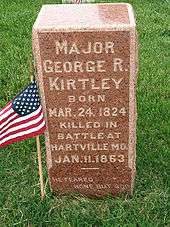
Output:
[0,112,44,139]
[0,103,12,116]
[0,108,14,122]
[0,106,42,134]
[0,113,18,131]
[0,121,45,145]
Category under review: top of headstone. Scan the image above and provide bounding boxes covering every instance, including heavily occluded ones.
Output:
[33,3,136,31]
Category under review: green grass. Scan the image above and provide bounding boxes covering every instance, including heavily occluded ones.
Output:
[0,0,169,226]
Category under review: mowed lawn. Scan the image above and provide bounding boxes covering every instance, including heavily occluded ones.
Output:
[0,0,169,226]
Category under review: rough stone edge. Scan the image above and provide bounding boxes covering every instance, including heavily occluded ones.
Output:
[127,3,137,194]
[33,3,133,33]
[32,30,53,174]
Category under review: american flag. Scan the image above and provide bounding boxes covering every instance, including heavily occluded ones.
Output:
[63,0,82,3]
[73,0,82,3]
[0,81,46,148]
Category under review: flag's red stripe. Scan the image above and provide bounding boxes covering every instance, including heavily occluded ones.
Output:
[0,126,46,148]
[0,102,12,116]
[0,114,19,132]
[0,109,43,135]
[0,117,45,141]
[0,106,42,132]
[0,110,16,126]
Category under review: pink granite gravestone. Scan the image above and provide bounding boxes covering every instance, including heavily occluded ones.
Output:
[32,3,138,197]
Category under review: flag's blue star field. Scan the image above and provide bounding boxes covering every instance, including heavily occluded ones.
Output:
[12,81,40,116]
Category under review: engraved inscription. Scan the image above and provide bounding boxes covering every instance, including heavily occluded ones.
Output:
[38,31,131,196]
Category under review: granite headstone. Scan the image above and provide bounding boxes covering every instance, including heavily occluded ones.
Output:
[32,3,138,197]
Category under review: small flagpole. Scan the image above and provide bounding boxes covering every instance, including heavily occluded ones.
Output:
[36,135,45,200]
[30,59,45,200]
